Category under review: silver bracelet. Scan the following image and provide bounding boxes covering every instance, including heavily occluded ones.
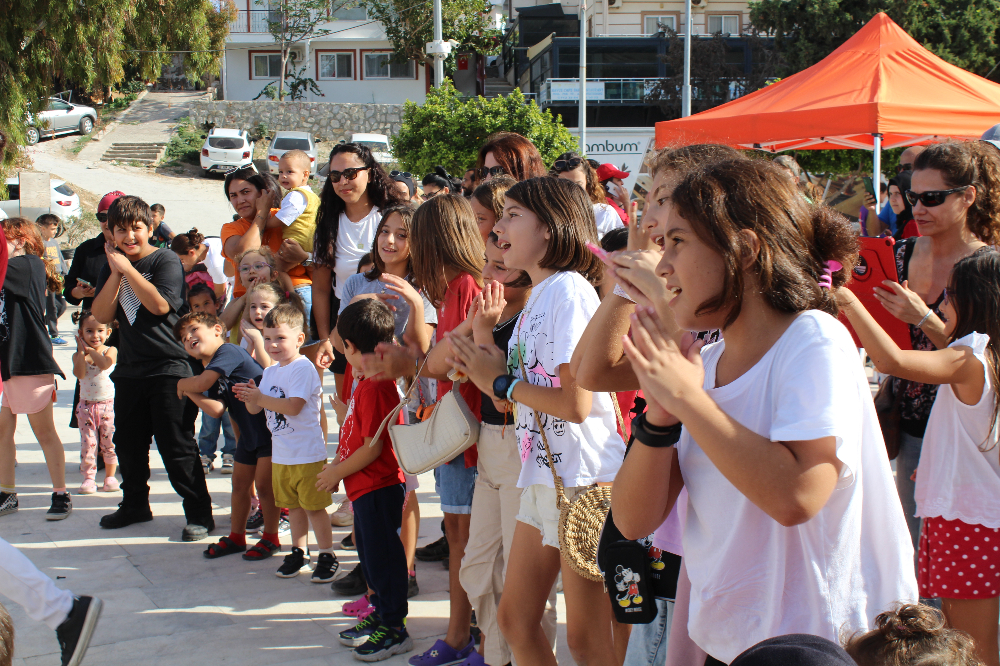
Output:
[916,309,933,327]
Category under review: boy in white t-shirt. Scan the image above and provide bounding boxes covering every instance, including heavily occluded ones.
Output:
[235,303,336,582]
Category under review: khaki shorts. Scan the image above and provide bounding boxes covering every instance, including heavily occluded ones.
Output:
[273,461,332,511]
[516,483,588,550]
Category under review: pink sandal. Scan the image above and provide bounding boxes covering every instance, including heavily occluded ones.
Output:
[342,594,374,617]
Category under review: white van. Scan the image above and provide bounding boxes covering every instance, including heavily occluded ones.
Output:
[350,133,394,165]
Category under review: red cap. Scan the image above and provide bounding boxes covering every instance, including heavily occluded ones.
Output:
[596,163,630,181]
[98,191,126,213]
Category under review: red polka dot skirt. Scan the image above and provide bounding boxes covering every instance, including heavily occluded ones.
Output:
[918,516,1000,599]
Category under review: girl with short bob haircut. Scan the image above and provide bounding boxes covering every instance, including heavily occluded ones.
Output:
[475,132,548,183]
[471,175,517,244]
[446,177,626,666]
[611,158,917,664]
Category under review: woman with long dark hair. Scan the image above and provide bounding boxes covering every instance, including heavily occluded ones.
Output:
[311,143,404,398]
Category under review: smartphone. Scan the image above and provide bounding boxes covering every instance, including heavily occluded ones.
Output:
[862,176,876,198]
[76,278,93,288]
[586,242,614,266]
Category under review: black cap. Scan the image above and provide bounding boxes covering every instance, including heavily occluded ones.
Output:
[730,635,856,666]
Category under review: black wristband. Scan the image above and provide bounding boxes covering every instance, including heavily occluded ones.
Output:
[631,412,682,448]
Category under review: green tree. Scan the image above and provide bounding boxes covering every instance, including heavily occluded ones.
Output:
[362,0,500,66]
[748,0,1000,79]
[394,80,577,177]
[0,0,234,182]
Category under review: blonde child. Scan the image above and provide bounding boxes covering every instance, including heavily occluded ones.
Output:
[0,217,71,520]
[71,312,119,494]
[220,247,276,334]
[266,150,319,308]
[235,304,336,582]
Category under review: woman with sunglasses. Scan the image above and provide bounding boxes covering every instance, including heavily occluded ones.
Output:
[475,132,548,184]
[873,141,1000,553]
[549,151,624,238]
[312,143,404,405]
[422,166,460,199]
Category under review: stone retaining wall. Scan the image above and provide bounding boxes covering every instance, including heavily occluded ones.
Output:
[188,100,405,141]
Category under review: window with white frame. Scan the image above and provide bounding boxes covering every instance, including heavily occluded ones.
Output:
[253,53,283,78]
[363,53,415,79]
[706,14,740,35]
[643,15,676,34]
[319,52,353,79]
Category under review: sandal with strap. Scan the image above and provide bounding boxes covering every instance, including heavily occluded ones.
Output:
[242,538,281,560]
[204,536,246,559]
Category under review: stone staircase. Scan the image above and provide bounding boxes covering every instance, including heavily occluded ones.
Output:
[100,142,168,166]
[484,77,517,98]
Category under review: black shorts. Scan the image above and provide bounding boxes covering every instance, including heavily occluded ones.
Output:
[234,440,272,466]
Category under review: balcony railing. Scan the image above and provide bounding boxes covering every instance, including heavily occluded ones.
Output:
[229,10,277,33]
[539,78,659,105]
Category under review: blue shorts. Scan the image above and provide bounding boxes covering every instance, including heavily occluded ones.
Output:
[434,454,477,514]
[294,284,313,341]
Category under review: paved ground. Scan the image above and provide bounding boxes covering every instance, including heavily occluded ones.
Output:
[4,307,571,666]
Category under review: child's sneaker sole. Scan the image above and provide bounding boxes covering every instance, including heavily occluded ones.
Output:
[354,634,413,662]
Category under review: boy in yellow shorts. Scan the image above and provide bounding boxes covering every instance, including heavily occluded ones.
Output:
[235,303,337,582]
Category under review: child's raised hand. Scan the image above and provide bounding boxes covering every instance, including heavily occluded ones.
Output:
[609,250,673,320]
[380,274,421,308]
[233,378,261,405]
[75,332,87,355]
[104,243,131,275]
[240,320,263,344]
[444,331,508,396]
[626,201,654,251]
[328,393,348,423]
[621,307,706,418]
[473,281,506,332]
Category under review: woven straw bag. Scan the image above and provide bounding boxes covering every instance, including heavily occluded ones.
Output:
[518,351,625,582]
[369,357,480,475]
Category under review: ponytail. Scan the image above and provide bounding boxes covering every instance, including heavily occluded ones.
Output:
[170,228,205,255]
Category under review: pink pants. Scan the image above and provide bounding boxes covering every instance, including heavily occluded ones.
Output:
[75,399,117,482]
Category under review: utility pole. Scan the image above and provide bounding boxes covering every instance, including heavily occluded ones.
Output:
[426,0,450,87]
[682,0,691,116]
[579,0,587,153]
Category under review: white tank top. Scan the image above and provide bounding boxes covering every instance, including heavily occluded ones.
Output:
[79,358,115,402]
[915,332,1000,528]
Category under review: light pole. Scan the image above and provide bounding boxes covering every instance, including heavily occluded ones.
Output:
[682,0,691,117]
[579,0,587,153]
[426,0,451,87]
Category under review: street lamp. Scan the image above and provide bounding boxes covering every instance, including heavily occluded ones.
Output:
[426,0,452,88]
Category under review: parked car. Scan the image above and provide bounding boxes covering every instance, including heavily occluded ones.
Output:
[0,176,83,222]
[267,132,318,176]
[200,128,254,177]
[351,133,395,164]
[26,96,98,145]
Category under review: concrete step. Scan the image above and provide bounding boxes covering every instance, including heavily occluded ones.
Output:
[103,150,163,157]
[110,142,168,147]
[100,157,158,165]
[101,141,167,165]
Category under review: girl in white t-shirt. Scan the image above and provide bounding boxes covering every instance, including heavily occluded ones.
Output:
[611,158,917,664]
[839,249,1000,666]
[447,176,626,666]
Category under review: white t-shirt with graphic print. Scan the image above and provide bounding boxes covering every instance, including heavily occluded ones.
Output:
[508,271,625,489]
[258,355,326,465]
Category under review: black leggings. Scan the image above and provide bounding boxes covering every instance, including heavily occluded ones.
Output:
[705,656,727,666]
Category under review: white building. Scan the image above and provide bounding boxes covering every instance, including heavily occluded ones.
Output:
[221,3,428,104]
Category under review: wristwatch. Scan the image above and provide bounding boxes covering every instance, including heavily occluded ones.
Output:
[492,374,518,401]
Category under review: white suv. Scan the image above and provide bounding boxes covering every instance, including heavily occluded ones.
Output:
[200,128,254,176]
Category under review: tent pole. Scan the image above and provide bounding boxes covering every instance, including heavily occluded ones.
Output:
[873,133,882,212]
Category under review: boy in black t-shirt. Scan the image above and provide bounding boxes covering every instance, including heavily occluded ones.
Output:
[92,195,214,541]
[174,312,282,560]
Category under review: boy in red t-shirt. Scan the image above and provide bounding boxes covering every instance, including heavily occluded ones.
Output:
[316,298,412,661]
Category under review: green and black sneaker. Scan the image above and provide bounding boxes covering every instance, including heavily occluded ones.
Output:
[339,611,382,648]
[353,624,413,662]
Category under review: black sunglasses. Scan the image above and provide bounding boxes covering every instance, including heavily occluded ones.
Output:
[476,166,506,179]
[329,166,370,183]
[895,163,913,174]
[96,212,108,223]
[904,186,970,207]
[553,157,583,172]
[389,170,412,179]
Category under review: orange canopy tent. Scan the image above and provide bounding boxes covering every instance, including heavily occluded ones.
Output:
[654,12,1000,155]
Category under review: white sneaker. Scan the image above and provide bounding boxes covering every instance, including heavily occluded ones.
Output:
[201,455,213,475]
[221,454,234,474]
[331,498,354,526]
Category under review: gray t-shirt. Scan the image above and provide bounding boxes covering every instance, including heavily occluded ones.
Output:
[339,272,437,342]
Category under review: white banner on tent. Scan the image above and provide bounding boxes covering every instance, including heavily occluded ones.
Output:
[569,127,656,194]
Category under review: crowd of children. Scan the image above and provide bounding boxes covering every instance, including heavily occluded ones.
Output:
[1,133,999,666]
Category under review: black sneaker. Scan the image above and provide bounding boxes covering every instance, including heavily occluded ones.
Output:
[338,611,382,647]
[182,518,215,542]
[415,535,449,562]
[341,533,356,550]
[332,563,367,596]
[353,624,413,661]
[0,491,17,516]
[100,503,153,529]
[407,573,419,599]
[56,595,103,666]
[245,507,264,533]
[311,552,339,583]
[276,546,310,578]
[46,492,72,521]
